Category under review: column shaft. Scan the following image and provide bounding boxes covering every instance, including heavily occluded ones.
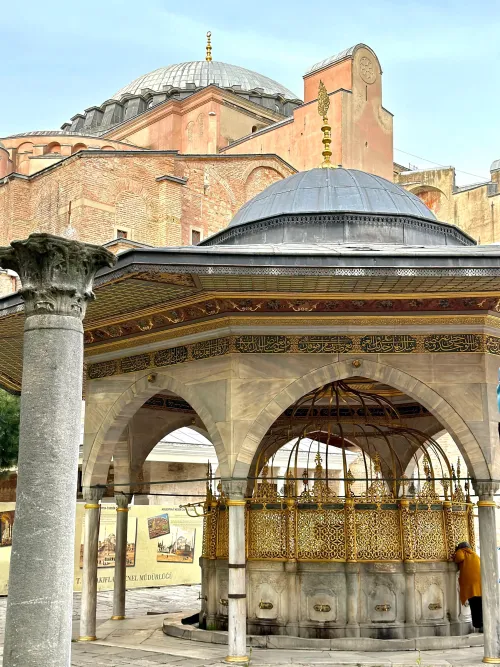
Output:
[0,232,115,667]
[227,501,247,662]
[345,562,360,637]
[79,488,104,641]
[404,563,417,639]
[112,496,131,619]
[478,497,500,663]
[3,317,83,667]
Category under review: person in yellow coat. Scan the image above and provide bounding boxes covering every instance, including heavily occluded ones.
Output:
[454,541,483,631]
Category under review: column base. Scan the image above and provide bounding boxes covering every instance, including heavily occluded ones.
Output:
[483,659,500,664]
[77,636,97,642]
[345,624,360,638]
[224,658,249,664]
[111,615,126,620]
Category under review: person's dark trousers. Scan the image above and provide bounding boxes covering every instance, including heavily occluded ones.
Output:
[468,596,483,630]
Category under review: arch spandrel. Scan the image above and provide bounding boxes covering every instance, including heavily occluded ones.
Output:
[82,370,230,487]
[233,359,490,482]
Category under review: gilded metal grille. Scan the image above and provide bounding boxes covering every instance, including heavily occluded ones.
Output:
[216,508,229,559]
[355,509,402,561]
[247,508,288,560]
[412,509,447,561]
[297,509,345,561]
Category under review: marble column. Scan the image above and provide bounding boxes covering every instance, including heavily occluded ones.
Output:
[223,480,247,664]
[476,483,500,664]
[345,562,360,637]
[404,561,417,639]
[447,561,461,635]
[79,486,105,641]
[112,493,132,620]
[0,233,115,667]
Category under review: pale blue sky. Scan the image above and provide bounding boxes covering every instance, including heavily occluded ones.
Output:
[2,0,498,184]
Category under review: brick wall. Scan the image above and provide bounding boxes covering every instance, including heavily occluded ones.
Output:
[0,153,293,254]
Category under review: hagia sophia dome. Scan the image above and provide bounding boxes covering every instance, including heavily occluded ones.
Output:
[112,61,298,101]
[59,52,301,135]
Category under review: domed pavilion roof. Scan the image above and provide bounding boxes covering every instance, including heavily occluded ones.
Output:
[202,167,475,247]
[491,159,500,172]
[229,168,437,228]
[112,61,298,100]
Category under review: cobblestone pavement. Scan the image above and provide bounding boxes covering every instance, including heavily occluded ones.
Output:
[0,586,489,666]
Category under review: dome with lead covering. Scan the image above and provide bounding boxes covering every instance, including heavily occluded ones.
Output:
[112,61,298,100]
[202,167,475,248]
[229,168,437,228]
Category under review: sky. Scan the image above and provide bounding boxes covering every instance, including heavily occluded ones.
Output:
[1,0,499,185]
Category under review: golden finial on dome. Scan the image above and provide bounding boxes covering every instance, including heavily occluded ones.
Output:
[206,31,212,62]
[317,80,335,169]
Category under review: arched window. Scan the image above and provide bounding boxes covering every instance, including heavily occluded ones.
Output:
[251,125,257,133]
[72,143,87,154]
[46,142,61,154]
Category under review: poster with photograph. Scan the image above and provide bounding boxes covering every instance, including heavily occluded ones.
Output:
[147,513,170,539]
[80,513,137,568]
[157,526,196,563]
[0,511,14,547]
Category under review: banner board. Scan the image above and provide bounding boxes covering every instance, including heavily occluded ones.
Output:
[0,501,203,595]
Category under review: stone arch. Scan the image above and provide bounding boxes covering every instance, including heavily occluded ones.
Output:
[72,143,87,154]
[244,166,284,202]
[234,358,489,481]
[17,141,34,154]
[45,142,61,154]
[83,371,228,488]
[406,185,448,218]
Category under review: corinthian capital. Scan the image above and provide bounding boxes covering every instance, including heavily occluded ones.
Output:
[0,233,116,318]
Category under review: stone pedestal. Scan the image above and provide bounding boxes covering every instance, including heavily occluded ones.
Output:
[0,234,115,667]
[112,493,132,620]
[79,486,105,641]
[476,487,500,664]
[223,480,247,664]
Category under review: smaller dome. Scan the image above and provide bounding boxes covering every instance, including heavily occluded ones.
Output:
[491,159,500,172]
[229,168,436,228]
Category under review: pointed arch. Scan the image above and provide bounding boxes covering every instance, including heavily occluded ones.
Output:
[233,359,489,481]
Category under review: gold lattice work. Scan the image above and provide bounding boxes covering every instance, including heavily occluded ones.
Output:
[247,508,288,559]
[355,508,402,561]
[412,509,448,561]
[297,509,346,560]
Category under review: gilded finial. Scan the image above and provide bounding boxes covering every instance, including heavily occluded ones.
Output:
[206,31,212,62]
[317,80,335,169]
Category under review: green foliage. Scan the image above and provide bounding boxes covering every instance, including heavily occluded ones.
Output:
[0,388,20,470]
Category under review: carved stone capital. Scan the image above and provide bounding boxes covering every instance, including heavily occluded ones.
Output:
[82,486,106,503]
[0,233,116,318]
[472,479,500,499]
[115,492,133,509]
[221,478,247,500]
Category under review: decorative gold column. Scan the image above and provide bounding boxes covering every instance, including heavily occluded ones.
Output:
[400,497,414,562]
[443,501,456,562]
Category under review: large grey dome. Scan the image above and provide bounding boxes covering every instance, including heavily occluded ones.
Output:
[202,167,475,248]
[113,61,298,100]
[229,168,436,228]
[491,159,500,172]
